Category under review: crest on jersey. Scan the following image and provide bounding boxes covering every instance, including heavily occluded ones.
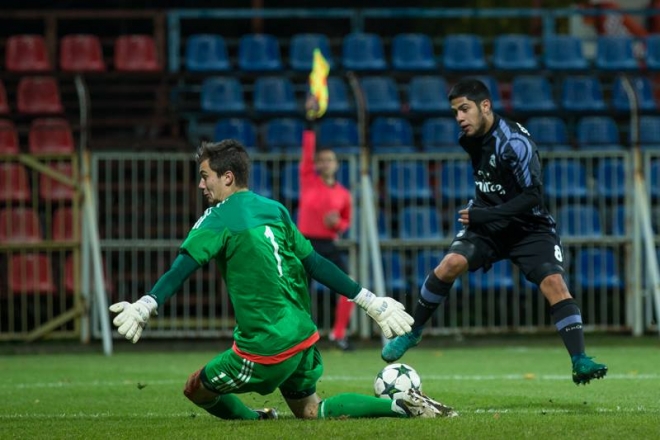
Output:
[489,154,496,168]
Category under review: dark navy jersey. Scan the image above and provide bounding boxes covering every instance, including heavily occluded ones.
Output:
[458,114,555,229]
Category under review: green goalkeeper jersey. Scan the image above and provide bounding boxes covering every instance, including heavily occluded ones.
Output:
[180,190,315,357]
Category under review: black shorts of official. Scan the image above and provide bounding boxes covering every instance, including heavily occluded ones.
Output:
[308,238,347,273]
[448,223,565,286]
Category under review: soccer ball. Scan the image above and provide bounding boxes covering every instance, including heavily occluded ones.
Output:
[374,363,422,401]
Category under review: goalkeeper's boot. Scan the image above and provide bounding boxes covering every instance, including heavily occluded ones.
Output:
[255,408,278,420]
[395,388,458,418]
[381,329,422,362]
[571,354,608,385]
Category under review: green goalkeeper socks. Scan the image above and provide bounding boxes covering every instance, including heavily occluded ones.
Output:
[198,394,260,420]
[318,393,405,419]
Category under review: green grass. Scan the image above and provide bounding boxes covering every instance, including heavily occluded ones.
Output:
[1,338,659,439]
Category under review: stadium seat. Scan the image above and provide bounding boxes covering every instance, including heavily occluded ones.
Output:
[0,207,42,243]
[213,118,257,148]
[492,34,538,70]
[326,77,352,115]
[0,80,9,114]
[407,76,450,114]
[510,75,557,113]
[253,76,298,115]
[200,77,246,113]
[263,118,304,151]
[63,253,112,295]
[398,206,443,240]
[360,76,401,114]
[556,204,602,237]
[611,205,626,236]
[611,76,657,112]
[0,163,31,203]
[468,76,504,112]
[289,33,334,71]
[442,34,487,71]
[595,36,638,71]
[52,207,77,241]
[639,116,660,148]
[380,251,408,291]
[28,118,75,154]
[8,253,56,294]
[114,35,160,71]
[575,116,621,150]
[391,33,437,71]
[440,161,475,202]
[279,161,300,202]
[385,162,433,201]
[560,76,607,112]
[238,34,283,72]
[350,207,390,240]
[370,117,414,153]
[468,260,515,292]
[543,160,588,201]
[524,117,570,149]
[342,33,387,71]
[574,248,622,290]
[421,117,461,150]
[318,118,359,152]
[0,120,19,154]
[649,160,660,199]
[59,34,106,72]
[646,35,660,70]
[39,162,75,202]
[5,34,51,72]
[184,34,230,72]
[250,162,273,198]
[543,35,588,70]
[596,159,625,201]
[17,77,64,115]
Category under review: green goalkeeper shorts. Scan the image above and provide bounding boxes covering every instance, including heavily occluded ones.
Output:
[200,345,324,399]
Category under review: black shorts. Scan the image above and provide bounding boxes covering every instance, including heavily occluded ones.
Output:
[449,223,565,286]
[308,238,347,272]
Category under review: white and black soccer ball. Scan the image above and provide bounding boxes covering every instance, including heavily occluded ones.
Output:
[374,363,422,401]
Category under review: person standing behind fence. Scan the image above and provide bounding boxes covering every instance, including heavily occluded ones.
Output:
[298,94,354,350]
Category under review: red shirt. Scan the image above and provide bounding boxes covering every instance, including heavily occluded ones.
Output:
[297,130,352,240]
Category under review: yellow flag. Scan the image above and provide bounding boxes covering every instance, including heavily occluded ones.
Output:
[307,48,330,120]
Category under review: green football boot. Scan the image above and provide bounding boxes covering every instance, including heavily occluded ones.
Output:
[381,330,422,363]
[572,354,608,385]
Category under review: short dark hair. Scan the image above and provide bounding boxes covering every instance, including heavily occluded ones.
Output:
[448,78,491,104]
[195,139,250,188]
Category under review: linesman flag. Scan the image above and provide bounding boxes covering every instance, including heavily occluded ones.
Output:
[307,48,330,120]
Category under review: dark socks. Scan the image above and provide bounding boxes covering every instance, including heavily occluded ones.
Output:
[412,272,454,334]
[550,298,586,358]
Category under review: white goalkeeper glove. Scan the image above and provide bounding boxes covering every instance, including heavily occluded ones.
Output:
[351,288,414,338]
[109,295,158,343]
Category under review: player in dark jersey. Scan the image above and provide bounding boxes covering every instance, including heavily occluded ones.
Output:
[382,79,608,386]
[109,139,457,420]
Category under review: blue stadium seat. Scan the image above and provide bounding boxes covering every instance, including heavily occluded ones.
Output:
[391,33,437,71]
[342,33,387,71]
[200,77,246,113]
[398,206,443,240]
[250,162,273,198]
[543,160,588,201]
[318,118,359,152]
[351,208,390,240]
[556,205,602,237]
[611,76,657,112]
[386,162,433,201]
[510,75,557,113]
[524,117,570,149]
[468,260,515,292]
[646,35,660,70]
[611,205,626,236]
[185,34,230,72]
[561,76,607,112]
[575,116,622,150]
[253,76,297,115]
[421,117,461,150]
[279,161,299,202]
[543,35,588,70]
[407,76,450,114]
[639,116,660,148]
[263,118,303,151]
[649,160,660,199]
[360,76,401,114]
[595,36,638,71]
[468,76,504,113]
[574,248,622,290]
[440,161,475,202]
[370,117,415,153]
[381,251,408,291]
[289,33,334,72]
[442,34,487,71]
[492,34,538,70]
[596,159,626,201]
[238,34,282,72]
[326,77,352,115]
[213,118,256,148]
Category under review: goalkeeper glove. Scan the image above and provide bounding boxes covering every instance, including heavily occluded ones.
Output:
[109,295,158,343]
[351,288,414,338]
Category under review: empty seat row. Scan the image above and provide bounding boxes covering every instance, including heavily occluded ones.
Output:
[0,162,75,203]
[0,206,76,243]
[0,77,64,115]
[3,252,85,295]
[0,118,74,154]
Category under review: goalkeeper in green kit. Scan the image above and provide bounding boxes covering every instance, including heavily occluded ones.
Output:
[109,139,456,420]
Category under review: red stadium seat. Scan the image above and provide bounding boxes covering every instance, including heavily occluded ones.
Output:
[39,162,75,202]
[28,118,75,154]
[17,77,64,115]
[0,80,9,114]
[60,34,106,72]
[0,207,42,243]
[114,35,161,71]
[0,120,19,154]
[5,34,51,72]
[64,254,112,295]
[52,207,77,242]
[8,253,55,294]
[0,163,31,203]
